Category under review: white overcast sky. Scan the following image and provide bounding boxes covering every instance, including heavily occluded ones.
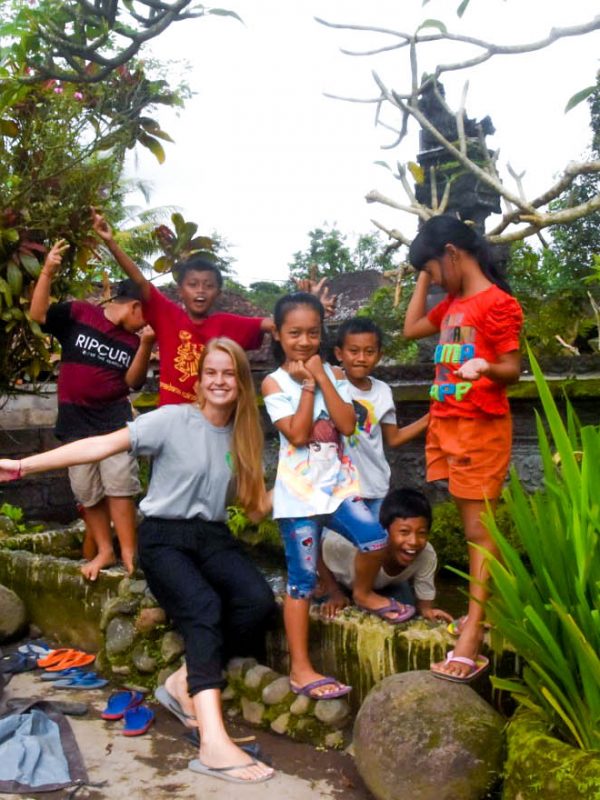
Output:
[125,0,600,286]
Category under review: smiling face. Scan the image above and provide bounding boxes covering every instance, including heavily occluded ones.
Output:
[335,332,381,388]
[386,516,429,568]
[178,269,221,320]
[199,349,238,411]
[274,305,322,363]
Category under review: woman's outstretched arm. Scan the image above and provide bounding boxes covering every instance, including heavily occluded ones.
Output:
[0,428,131,482]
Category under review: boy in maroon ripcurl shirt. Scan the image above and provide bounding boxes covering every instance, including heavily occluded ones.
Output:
[30,240,155,580]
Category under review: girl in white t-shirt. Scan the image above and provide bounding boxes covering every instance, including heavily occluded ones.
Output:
[262,293,414,703]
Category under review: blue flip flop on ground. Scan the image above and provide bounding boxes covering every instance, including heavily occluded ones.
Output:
[122,705,154,736]
[101,690,144,720]
[40,666,89,682]
[53,672,108,689]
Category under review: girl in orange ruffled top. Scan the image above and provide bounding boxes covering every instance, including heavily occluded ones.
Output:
[404,215,523,683]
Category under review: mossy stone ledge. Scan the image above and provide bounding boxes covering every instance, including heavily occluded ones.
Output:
[503,711,600,799]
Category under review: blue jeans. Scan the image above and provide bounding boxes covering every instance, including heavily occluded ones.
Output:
[362,496,384,522]
[278,497,388,599]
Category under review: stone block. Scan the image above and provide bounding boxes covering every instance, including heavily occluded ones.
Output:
[100,596,140,631]
[132,643,158,674]
[0,584,27,641]
[105,616,137,656]
[135,607,167,634]
[226,657,257,680]
[240,697,265,725]
[262,675,292,705]
[314,698,350,727]
[270,712,290,735]
[160,630,185,664]
[244,664,276,689]
[290,694,312,715]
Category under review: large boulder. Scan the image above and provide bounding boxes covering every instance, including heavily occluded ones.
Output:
[353,670,504,800]
[0,584,27,641]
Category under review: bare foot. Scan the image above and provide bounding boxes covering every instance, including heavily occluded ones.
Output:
[199,738,274,782]
[80,550,116,581]
[120,548,136,576]
[431,622,483,680]
[165,668,198,728]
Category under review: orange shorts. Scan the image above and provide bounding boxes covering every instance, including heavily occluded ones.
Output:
[426,415,512,501]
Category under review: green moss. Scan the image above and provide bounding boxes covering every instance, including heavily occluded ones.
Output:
[503,711,600,799]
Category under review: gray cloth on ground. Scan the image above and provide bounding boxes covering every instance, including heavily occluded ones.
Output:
[0,706,88,793]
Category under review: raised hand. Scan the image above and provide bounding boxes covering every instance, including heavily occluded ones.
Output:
[90,207,113,242]
[304,353,326,382]
[139,325,156,345]
[294,277,338,318]
[286,359,314,385]
[42,239,69,276]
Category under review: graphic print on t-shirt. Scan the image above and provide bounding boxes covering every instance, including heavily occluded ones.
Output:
[431,311,476,403]
[173,330,203,383]
[64,323,135,370]
[348,398,377,447]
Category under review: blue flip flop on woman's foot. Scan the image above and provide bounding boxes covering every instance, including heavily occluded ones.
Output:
[122,705,154,736]
[102,690,144,720]
[53,672,108,689]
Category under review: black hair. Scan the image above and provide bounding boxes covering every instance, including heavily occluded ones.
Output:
[271,292,325,365]
[379,487,432,531]
[408,215,512,295]
[174,256,223,289]
[336,317,383,350]
[112,278,143,303]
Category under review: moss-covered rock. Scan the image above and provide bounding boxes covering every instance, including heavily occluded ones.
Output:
[354,671,504,800]
[503,711,600,799]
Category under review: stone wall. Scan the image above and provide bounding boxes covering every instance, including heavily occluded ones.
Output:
[3,373,600,524]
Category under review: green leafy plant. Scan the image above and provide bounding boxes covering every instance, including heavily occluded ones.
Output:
[0,501,43,533]
[484,348,600,752]
[227,505,281,552]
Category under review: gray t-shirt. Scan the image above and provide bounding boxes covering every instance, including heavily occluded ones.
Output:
[345,377,397,499]
[322,530,437,601]
[128,404,234,520]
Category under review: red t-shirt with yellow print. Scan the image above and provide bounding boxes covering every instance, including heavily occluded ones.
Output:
[143,285,265,405]
[426,284,523,419]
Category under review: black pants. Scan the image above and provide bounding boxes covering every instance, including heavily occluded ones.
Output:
[138,517,276,696]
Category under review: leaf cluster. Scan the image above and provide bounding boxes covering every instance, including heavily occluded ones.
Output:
[484,349,600,752]
[0,49,185,393]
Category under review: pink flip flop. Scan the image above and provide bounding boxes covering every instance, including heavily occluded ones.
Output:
[431,649,489,683]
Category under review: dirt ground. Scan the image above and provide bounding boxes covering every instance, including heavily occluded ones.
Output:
[0,650,372,800]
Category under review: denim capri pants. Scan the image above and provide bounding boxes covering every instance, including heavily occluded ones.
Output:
[278,496,388,599]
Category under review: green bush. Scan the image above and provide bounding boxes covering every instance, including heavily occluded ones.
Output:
[485,349,600,752]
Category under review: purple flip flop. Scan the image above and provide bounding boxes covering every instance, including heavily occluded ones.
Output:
[357,598,416,624]
[290,677,351,700]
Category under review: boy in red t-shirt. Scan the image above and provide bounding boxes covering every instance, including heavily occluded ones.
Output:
[92,211,273,405]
